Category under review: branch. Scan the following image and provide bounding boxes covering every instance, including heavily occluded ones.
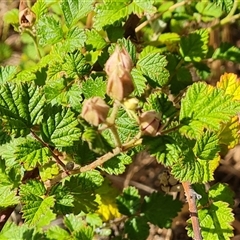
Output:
[182,181,202,240]
[30,130,69,173]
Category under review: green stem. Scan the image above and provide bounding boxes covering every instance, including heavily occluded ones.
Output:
[26,29,42,60]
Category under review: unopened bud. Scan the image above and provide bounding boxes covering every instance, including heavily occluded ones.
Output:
[105,46,134,101]
[81,97,110,126]
[19,1,36,28]
[139,111,162,136]
[123,98,139,111]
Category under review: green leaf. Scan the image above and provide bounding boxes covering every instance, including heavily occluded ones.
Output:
[180,82,240,138]
[180,29,209,62]
[142,192,182,228]
[116,186,141,216]
[0,66,17,83]
[131,68,147,96]
[187,201,234,239]
[0,82,45,137]
[3,9,19,26]
[41,105,81,147]
[193,131,219,160]
[39,161,59,182]
[93,0,156,30]
[209,183,234,207]
[212,0,233,13]
[125,216,149,240]
[46,226,70,240]
[62,50,91,78]
[15,138,51,170]
[64,27,86,52]
[0,186,19,208]
[86,29,107,51]
[44,78,82,111]
[100,153,132,175]
[32,0,47,21]
[61,0,94,28]
[37,16,63,47]
[212,42,240,63]
[20,180,56,228]
[82,77,106,99]
[86,213,103,227]
[64,171,103,213]
[137,52,169,87]
[144,92,177,121]
[196,2,222,19]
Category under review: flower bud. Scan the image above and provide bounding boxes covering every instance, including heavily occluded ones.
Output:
[139,111,162,136]
[105,46,134,101]
[19,0,36,28]
[123,98,139,111]
[81,97,110,126]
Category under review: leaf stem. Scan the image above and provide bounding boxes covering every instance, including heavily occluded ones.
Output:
[182,181,202,240]
[30,130,68,173]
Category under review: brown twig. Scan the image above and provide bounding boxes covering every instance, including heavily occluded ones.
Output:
[30,130,68,173]
[0,207,15,231]
[182,181,202,240]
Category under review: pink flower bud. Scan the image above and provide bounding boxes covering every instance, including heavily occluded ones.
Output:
[105,46,134,101]
[139,111,162,136]
[81,97,110,126]
[19,1,36,28]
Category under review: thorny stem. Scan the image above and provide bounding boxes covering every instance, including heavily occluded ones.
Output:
[135,0,191,33]
[30,130,68,173]
[182,181,202,240]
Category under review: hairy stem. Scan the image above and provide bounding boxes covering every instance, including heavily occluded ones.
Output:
[182,181,202,240]
[30,130,68,173]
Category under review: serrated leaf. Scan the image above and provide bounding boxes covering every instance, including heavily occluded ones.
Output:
[219,116,239,149]
[187,201,234,240]
[20,180,56,228]
[209,183,234,207]
[193,131,219,160]
[44,78,82,111]
[144,92,177,121]
[64,27,86,52]
[180,29,209,62]
[196,2,222,19]
[180,82,240,138]
[212,42,240,63]
[0,186,19,208]
[61,0,93,28]
[86,29,107,51]
[0,82,45,137]
[142,192,182,228]
[131,68,147,96]
[93,0,156,30]
[100,153,132,175]
[212,0,233,13]
[15,139,51,170]
[64,171,103,213]
[0,66,17,83]
[32,0,47,21]
[217,73,240,100]
[82,77,106,99]
[116,186,141,216]
[37,16,63,47]
[86,213,103,227]
[39,161,59,182]
[62,50,91,78]
[137,53,169,87]
[41,105,81,147]
[125,216,149,240]
[46,226,70,240]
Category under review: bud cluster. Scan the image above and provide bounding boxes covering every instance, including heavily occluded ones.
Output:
[105,46,134,101]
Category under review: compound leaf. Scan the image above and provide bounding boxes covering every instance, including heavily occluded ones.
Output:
[41,105,81,147]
